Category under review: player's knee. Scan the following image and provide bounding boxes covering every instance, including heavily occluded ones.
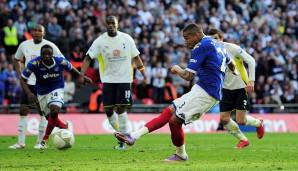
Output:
[220,119,230,125]
[169,115,183,126]
[220,113,231,125]
[115,106,126,114]
[50,111,58,118]
[20,106,30,116]
[50,109,59,118]
[236,112,246,125]
[236,118,246,125]
[49,106,60,118]
[51,107,60,114]
[104,108,114,117]
[220,116,230,125]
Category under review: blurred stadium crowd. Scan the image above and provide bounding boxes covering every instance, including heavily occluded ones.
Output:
[0,0,297,110]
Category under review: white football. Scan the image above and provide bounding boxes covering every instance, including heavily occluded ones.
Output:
[52,129,74,149]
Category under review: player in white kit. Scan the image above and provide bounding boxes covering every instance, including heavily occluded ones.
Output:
[9,24,64,149]
[208,28,265,149]
[79,16,147,150]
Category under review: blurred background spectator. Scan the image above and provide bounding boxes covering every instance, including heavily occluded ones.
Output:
[64,74,75,103]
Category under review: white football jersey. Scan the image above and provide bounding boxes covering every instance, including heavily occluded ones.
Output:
[223,42,255,90]
[86,31,140,83]
[15,39,63,85]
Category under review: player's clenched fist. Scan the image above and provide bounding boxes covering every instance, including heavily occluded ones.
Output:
[246,81,254,93]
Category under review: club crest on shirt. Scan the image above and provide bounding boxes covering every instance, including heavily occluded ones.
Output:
[113,50,120,57]
[30,55,38,60]
[190,59,197,63]
[61,59,68,65]
[25,68,31,73]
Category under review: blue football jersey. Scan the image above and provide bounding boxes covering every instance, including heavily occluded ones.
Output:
[22,56,72,95]
[186,36,231,100]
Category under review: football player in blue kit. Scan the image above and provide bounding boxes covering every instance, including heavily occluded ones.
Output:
[21,44,92,149]
[115,23,238,161]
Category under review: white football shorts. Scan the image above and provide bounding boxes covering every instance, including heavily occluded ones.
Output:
[37,88,64,115]
[172,84,218,124]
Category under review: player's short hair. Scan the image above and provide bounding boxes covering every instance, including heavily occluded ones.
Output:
[41,44,53,52]
[33,24,45,30]
[182,23,203,35]
[105,15,118,22]
[207,28,224,40]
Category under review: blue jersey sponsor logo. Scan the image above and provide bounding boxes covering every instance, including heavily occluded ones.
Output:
[42,73,60,79]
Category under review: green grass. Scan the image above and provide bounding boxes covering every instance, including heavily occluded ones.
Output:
[0,133,297,171]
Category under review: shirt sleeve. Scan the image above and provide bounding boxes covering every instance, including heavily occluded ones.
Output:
[128,35,140,58]
[237,48,256,81]
[14,43,24,60]
[226,42,255,81]
[21,62,34,80]
[186,45,207,74]
[86,37,101,59]
[59,58,73,71]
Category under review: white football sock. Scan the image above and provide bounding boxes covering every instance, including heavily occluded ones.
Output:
[131,127,149,140]
[245,115,261,127]
[18,116,27,145]
[224,119,247,141]
[176,144,188,158]
[108,112,119,131]
[37,116,48,144]
[118,112,128,134]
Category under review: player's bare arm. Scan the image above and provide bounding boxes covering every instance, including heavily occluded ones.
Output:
[19,77,38,104]
[246,81,254,93]
[240,50,256,93]
[78,55,92,84]
[170,65,194,81]
[13,58,25,78]
[133,55,147,83]
[71,66,93,85]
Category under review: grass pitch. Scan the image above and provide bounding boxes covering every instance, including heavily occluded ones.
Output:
[0,133,297,171]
